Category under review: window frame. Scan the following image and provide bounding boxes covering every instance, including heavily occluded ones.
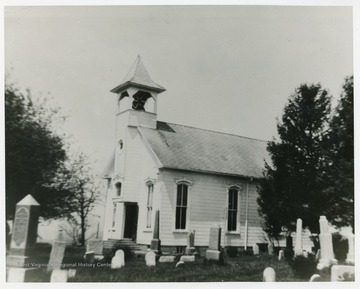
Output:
[173,178,193,232]
[146,181,154,229]
[226,185,242,233]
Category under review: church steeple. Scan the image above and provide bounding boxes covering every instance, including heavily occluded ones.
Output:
[111,56,165,115]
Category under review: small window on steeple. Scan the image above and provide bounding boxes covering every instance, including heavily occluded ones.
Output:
[115,182,122,197]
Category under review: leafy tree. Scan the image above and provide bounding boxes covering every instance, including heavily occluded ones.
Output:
[323,76,354,230]
[5,82,68,219]
[257,83,332,238]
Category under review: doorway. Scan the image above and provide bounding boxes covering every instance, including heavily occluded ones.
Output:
[123,202,138,241]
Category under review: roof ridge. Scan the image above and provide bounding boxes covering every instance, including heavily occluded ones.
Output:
[157,120,269,143]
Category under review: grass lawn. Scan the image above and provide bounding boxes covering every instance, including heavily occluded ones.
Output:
[23,244,308,282]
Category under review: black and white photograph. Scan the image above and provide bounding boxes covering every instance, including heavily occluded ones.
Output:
[2,0,357,284]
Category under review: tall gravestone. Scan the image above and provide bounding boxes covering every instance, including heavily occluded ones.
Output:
[185,230,196,255]
[7,195,40,268]
[345,232,355,265]
[150,210,161,254]
[317,216,337,269]
[294,218,303,256]
[205,227,222,261]
[47,240,67,272]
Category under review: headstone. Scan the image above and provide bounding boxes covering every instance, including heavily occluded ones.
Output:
[263,267,276,282]
[57,229,64,241]
[158,255,175,263]
[7,195,40,268]
[7,268,28,282]
[317,216,337,269]
[150,210,161,253]
[268,243,274,255]
[294,218,303,256]
[50,269,68,282]
[278,250,284,261]
[111,249,125,269]
[180,255,195,262]
[47,240,67,272]
[84,251,95,264]
[145,251,156,267]
[86,239,104,256]
[309,274,321,282]
[175,261,185,268]
[185,230,196,255]
[67,269,77,279]
[302,250,308,258]
[315,249,321,260]
[331,265,355,281]
[253,244,259,255]
[205,227,222,261]
[345,233,355,265]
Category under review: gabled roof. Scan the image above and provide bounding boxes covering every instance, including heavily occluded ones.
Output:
[111,56,166,93]
[138,122,270,179]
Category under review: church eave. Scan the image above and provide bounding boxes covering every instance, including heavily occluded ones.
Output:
[110,81,166,94]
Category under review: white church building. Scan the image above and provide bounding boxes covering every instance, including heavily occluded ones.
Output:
[101,56,301,251]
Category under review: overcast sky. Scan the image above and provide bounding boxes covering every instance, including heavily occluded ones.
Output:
[4,5,353,174]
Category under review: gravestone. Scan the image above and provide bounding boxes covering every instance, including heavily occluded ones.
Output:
[309,274,321,282]
[86,239,104,260]
[175,261,185,268]
[150,210,161,253]
[84,251,95,264]
[263,267,276,282]
[268,243,274,255]
[180,255,195,262]
[7,268,28,282]
[47,240,67,272]
[205,227,222,261]
[278,250,284,261]
[50,269,68,282]
[7,195,40,268]
[111,249,125,269]
[345,233,354,265]
[317,216,337,269]
[294,218,303,256]
[315,249,321,260]
[253,244,259,255]
[159,256,175,263]
[185,230,196,255]
[331,265,355,281]
[145,251,156,267]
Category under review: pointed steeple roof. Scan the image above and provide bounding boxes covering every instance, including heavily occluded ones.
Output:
[111,56,166,93]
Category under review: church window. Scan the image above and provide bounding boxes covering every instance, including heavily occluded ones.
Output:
[146,183,154,228]
[115,182,122,197]
[227,188,239,231]
[112,203,117,228]
[175,184,188,230]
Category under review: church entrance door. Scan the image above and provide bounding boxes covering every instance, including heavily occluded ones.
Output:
[123,202,138,241]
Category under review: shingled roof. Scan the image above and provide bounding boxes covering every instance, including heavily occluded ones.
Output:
[138,121,270,179]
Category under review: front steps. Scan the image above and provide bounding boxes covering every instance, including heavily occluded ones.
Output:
[103,238,148,256]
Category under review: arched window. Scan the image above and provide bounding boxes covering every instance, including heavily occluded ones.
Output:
[175,184,188,230]
[228,187,239,232]
[115,182,122,197]
[146,182,154,228]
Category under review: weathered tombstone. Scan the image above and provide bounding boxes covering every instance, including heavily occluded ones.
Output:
[331,265,355,281]
[158,255,175,263]
[50,269,68,282]
[67,269,77,279]
[7,195,40,282]
[47,240,67,272]
[84,251,95,264]
[268,242,274,255]
[317,216,337,269]
[185,230,196,255]
[345,233,354,265]
[263,267,276,282]
[253,244,259,255]
[180,255,195,262]
[315,249,321,260]
[145,251,156,267]
[86,239,104,260]
[111,249,125,269]
[309,274,321,282]
[278,250,284,261]
[294,218,303,256]
[7,195,40,268]
[175,261,185,268]
[205,227,222,261]
[150,210,161,254]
